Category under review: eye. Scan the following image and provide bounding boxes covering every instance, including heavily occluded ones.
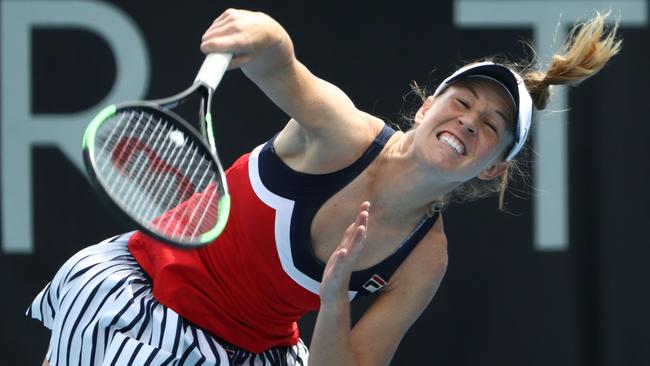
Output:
[485,120,498,133]
[456,98,470,108]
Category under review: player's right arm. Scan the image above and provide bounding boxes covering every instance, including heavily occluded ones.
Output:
[200,9,382,166]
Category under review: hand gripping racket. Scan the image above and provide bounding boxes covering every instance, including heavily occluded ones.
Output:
[82,53,233,248]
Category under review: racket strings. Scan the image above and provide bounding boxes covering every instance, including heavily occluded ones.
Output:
[92,109,223,242]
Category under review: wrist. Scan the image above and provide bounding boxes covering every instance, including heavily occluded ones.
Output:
[319,293,350,309]
[242,28,295,78]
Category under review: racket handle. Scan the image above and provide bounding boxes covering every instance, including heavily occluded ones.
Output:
[195,53,233,90]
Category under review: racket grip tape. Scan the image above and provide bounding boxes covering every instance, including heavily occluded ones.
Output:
[195,53,233,90]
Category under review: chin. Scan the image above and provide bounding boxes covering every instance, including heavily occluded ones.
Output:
[427,155,483,182]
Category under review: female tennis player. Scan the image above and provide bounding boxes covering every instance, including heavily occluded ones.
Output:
[29,9,620,366]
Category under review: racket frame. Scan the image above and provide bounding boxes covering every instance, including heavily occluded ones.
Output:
[82,89,231,248]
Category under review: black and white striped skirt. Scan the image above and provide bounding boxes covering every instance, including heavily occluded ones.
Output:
[27,232,309,366]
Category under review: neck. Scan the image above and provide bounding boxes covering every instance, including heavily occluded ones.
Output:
[369,130,462,218]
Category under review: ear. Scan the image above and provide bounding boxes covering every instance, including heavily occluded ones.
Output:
[414,96,435,125]
[478,161,509,181]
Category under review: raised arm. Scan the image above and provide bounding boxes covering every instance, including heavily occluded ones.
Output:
[201,9,384,173]
[310,204,448,366]
[200,9,382,162]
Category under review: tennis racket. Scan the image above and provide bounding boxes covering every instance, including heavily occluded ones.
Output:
[82,52,233,248]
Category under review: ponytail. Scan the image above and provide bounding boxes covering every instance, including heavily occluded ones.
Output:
[523,11,622,110]
[492,11,622,210]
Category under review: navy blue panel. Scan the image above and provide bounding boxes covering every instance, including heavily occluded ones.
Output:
[256,125,439,294]
[351,212,438,298]
[257,125,396,199]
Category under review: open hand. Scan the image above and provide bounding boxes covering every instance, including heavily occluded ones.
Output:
[319,201,370,304]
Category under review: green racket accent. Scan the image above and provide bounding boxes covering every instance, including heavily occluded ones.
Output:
[199,193,230,242]
[83,105,117,150]
[205,112,216,151]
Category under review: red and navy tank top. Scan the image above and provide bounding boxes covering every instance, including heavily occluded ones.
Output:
[128,124,438,353]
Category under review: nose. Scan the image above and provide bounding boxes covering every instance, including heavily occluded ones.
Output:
[457,117,477,135]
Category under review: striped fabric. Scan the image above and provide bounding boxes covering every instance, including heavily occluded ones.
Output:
[27,233,309,366]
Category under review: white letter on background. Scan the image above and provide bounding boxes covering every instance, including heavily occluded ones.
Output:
[1,0,150,253]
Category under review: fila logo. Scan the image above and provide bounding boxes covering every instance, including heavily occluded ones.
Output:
[362,274,387,293]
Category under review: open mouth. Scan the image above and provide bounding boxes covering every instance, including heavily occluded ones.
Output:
[437,132,466,155]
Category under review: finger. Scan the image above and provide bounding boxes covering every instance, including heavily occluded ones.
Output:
[200,34,248,54]
[358,209,368,227]
[345,208,368,242]
[324,247,349,279]
[359,201,370,213]
[355,201,370,226]
[212,8,239,25]
[201,18,250,46]
[227,54,254,70]
[339,221,357,247]
[352,211,368,239]
[348,225,367,256]
[211,12,229,25]
[336,248,349,262]
[337,204,371,252]
[327,225,367,281]
[357,223,367,242]
[330,228,364,278]
[339,223,366,261]
[202,23,236,42]
[206,11,237,37]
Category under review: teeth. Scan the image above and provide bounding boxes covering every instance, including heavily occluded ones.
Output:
[438,133,466,155]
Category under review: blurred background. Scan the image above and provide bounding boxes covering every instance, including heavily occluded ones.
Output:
[1,0,648,365]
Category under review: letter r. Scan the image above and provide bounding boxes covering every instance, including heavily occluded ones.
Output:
[1,0,150,253]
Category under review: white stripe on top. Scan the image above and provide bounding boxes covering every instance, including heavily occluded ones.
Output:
[248,144,357,301]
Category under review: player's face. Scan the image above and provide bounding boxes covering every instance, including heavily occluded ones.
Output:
[412,79,515,182]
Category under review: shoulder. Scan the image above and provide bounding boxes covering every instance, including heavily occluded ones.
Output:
[273,112,387,173]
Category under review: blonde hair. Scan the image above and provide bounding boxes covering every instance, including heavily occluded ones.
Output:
[494,11,622,209]
[406,11,622,211]
[523,11,622,110]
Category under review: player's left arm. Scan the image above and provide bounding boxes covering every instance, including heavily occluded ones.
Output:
[351,219,448,366]
[309,211,448,366]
